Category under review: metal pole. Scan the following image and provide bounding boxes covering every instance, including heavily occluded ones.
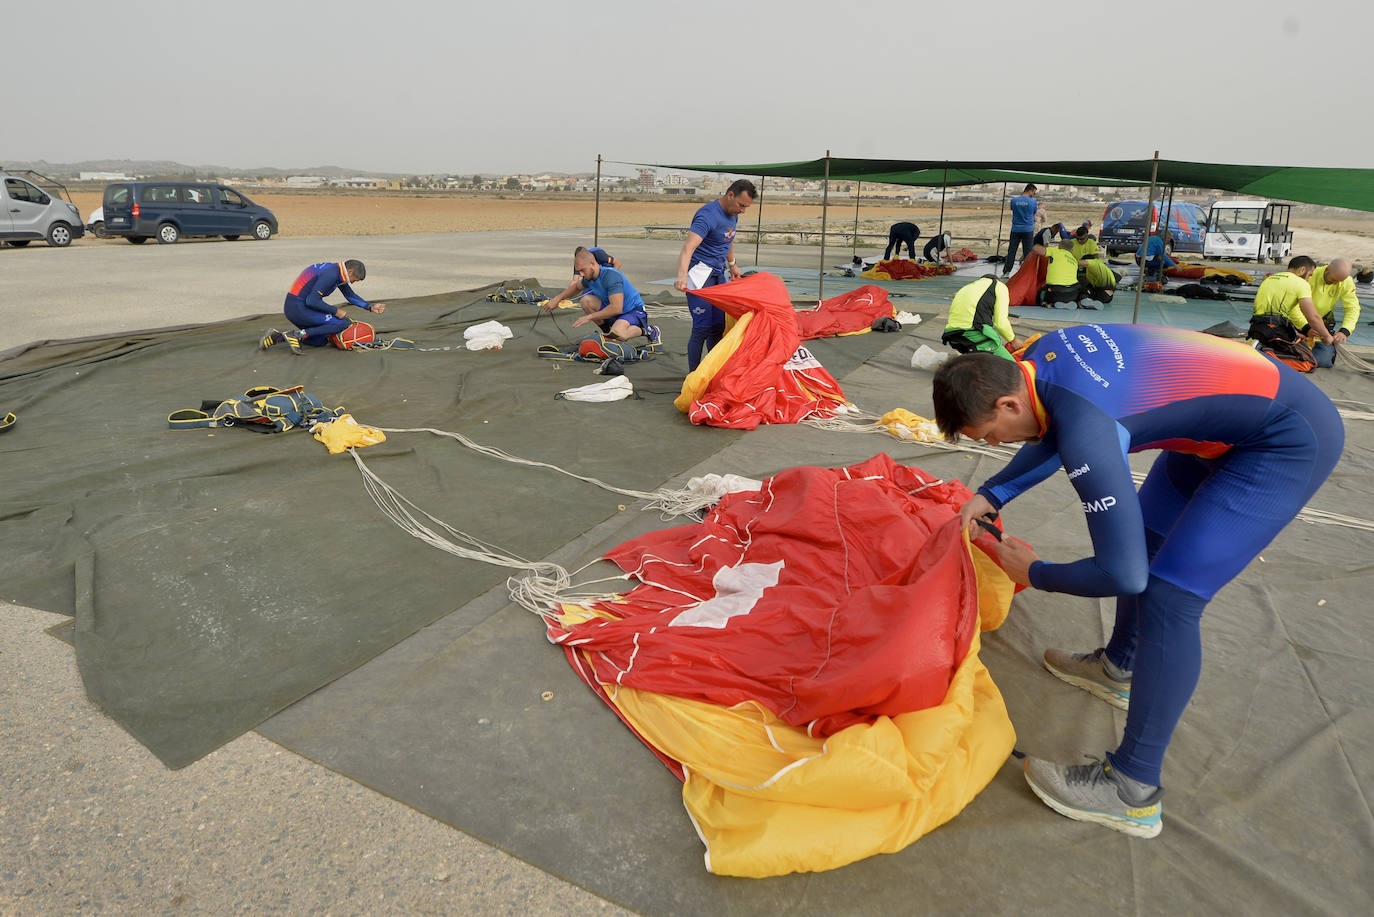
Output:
[754,175,764,267]
[1132,151,1161,324]
[995,182,1007,258]
[819,151,830,302]
[1164,183,1176,256]
[593,154,602,246]
[852,180,862,258]
[936,163,948,262]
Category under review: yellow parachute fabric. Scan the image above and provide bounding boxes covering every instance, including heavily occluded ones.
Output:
[674,313,753,413]
[559,536,1017,877]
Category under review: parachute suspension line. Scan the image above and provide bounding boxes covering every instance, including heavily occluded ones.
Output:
[347,448,626,617]
[800,412,1017,461]
[1335,348,1374,377]
[377,426,756,521]
[378,426,657,500]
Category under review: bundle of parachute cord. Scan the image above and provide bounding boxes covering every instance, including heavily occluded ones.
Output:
[344,399,1374,622]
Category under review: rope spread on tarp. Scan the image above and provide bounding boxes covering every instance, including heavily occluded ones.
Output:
[347,401,1374,617]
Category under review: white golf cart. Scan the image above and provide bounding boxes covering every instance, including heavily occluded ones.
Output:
[1202,200,1293,263]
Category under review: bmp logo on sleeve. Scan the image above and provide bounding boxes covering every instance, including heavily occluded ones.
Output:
[1082,496,1117,513]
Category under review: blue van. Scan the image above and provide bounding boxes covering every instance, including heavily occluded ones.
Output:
[101,182,278,244]
[1099,201,1207,256]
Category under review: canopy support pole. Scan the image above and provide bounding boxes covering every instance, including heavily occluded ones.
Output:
[851,181,862,258]
[754,175,765,266]
[593,154,602,246]
[995,182,1007,258]
[936,163,949,262]
[1132,151,1161,324]
[819,150,830,303]
[1163,183,1176,253]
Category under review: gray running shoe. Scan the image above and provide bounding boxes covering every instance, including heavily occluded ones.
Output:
[1023,755,1163,838]
[1043,647,1130,710]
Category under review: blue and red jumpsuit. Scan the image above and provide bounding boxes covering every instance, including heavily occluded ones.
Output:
[283,261,372,345]
[978,324,1343,786]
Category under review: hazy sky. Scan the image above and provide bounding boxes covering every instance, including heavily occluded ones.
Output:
[8,0,1369,176]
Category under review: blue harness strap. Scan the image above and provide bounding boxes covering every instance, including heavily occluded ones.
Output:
[0,411,16,433]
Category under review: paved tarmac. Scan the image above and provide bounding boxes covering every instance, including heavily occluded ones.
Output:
[0,227,860,914]
[0,229,847,354]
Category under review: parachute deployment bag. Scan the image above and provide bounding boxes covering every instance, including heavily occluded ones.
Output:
[330,321,376,350]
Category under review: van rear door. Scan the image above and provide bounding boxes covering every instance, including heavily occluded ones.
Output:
[103,184,134,233]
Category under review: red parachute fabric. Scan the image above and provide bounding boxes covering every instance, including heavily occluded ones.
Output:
[876,259,937,279]
[1005,252,1048,306]
[681,272,847,429]
[950,248,979,263]
[549,454,999,739]
[1164,264,1207,279]
[795,285,894,339]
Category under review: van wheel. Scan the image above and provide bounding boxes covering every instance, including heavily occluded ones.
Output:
[127,236,148,244]
[223,234,240,241]
[252,220,273,240]
[92,221,108,239]
[157,223,180,244]
[47,223,74,247]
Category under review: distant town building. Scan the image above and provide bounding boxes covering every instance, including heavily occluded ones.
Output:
[79,171,135,181]
[285,175,327,188]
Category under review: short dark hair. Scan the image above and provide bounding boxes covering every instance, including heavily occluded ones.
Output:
[344,259,366,281]
[1288,255,1317,272]
[1023,184,1037,193]
[931,353,1024,441]
[726,179,757,198]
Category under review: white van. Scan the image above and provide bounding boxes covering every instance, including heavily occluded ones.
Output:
[0,171,85,247]
[1202,200,1292,263]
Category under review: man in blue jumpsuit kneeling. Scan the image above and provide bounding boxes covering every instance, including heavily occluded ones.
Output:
[932,325,1342,838]
[262,259,386,352]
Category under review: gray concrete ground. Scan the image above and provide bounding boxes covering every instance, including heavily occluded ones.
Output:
[0,228,854,353]
[0,228,857,914]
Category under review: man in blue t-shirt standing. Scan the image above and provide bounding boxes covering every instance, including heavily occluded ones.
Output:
[1002,184,1039,278]
[542,247,657,344]
[675,179,757,370]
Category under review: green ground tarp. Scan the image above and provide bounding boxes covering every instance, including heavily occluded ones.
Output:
[641,157,1374,212]
[0,283,896,769]
[260,319,1374,914]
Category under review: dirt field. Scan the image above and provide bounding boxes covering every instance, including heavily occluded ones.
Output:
[65,191,1374,264]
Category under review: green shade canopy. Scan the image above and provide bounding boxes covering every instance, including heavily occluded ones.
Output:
[630,157,1374,211]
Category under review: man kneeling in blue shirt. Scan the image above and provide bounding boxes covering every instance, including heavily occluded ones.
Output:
[542,247,660,345]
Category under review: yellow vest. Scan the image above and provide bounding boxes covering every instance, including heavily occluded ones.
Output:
[1253,272,1311,317]
[1045,248,1079,286]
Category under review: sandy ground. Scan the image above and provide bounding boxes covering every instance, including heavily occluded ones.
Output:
[62,192,1374,265]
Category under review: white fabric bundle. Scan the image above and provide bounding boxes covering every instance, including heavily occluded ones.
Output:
[464,320,514,350]
[556,376,634,402]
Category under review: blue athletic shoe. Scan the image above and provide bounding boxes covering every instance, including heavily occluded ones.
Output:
[1023,755,1163,838]
[646,324,662,346]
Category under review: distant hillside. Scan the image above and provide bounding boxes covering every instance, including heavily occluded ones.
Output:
[1,159,402,180]
[1,159,598,181]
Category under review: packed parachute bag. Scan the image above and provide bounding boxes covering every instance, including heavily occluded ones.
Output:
[1174,283,1232,301]
[537,330,657,364]
[1248,314,1316,372]
[0,411,16,434]
[167,385,343,433]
